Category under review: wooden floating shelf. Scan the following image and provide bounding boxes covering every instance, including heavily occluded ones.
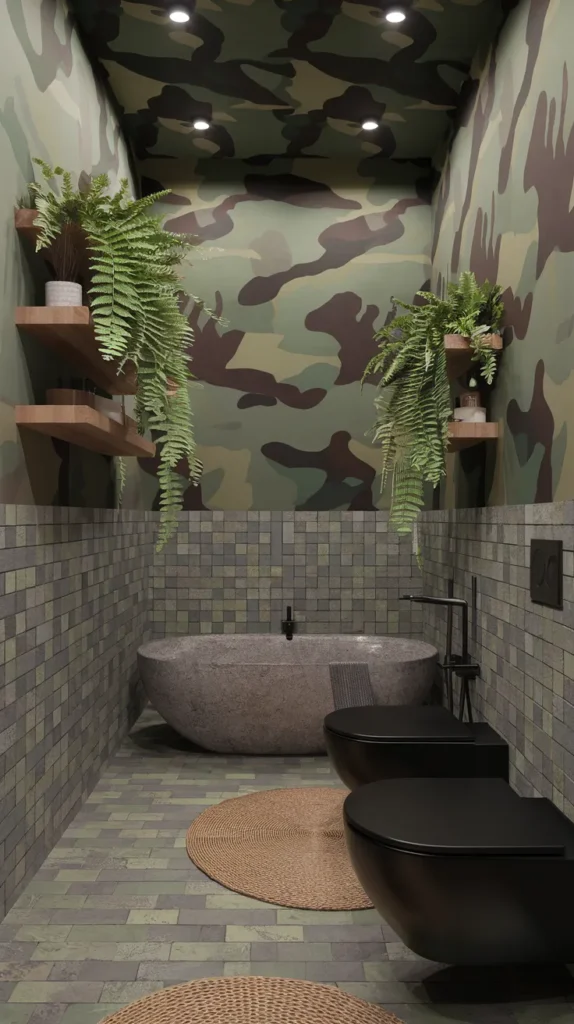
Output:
[15,404,155,458]
[15,307,136,396]
[15,208,42,244]
[444,333,503,380]
[448,421,499,451]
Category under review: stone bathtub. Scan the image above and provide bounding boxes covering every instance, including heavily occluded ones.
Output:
[138,635,438,755]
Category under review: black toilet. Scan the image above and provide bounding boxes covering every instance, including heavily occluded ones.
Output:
[344,776,574,964]
[324,704,509,789]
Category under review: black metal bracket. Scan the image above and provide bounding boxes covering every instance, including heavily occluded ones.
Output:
[442,654,481,680]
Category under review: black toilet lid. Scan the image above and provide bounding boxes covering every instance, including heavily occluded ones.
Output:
[344,778,568,856]
[325,705,474,742]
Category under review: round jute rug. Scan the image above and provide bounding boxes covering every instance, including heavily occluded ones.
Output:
[101,977,404,1024]
[186,786,373,910]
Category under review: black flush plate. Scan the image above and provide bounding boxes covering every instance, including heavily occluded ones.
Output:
[530,539,563,610]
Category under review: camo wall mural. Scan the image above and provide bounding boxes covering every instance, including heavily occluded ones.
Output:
[0,0,132,506]
[432,0,574,506]
[125,158,432,511]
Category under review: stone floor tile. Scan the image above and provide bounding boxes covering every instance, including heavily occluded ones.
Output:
[386,941,427,962]
[83,899,157,911]
[66,887,116,897]
[112,944,171,962]
[276,911,354,925]
[54,875,99,885]
[155,897,205,911]
[59,1005,126,1024]
[364,961,443,984]
[48,964,137,983]
[4,917,51,929]
[350,910,383,924]
[65,927,159,944]
[224,962,307,979]
[0,948,38,965]
[25,888,69,898]
[170,943,250,961]
[0,971,50,985]
[9,984,103,1004]
[126,911,178,925]
[113,884,186,896]
[31,947,115,964]
[13,933,70,946]
[136,963,224,981]
[337,981,424,1003]
[248,944,277,962]
[49,914,128,927]
[184,884,226,896]
[305,962,365,982]
[331,942,388,962]
[26,1006,67,1024]
[225,926,303,943]
[205,895,273,910]
[179,910,276,926]
[303,925,384,942]
[100,982,163,1002]
[0,1008,35,1024]
[276,943,332,962]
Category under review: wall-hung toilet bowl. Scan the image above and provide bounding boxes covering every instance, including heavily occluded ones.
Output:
[344,776,574,965]
[324,705,508,789]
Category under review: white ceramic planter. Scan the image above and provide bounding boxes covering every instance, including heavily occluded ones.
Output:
[454,406,487,423]
[45,281,83,307]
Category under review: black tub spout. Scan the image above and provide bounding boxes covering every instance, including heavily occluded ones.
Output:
[281,605,295,641]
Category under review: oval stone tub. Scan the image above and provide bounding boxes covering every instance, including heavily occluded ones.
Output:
[138,635,438,755]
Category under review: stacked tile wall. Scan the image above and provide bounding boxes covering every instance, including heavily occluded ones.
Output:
[419,503,574,819]
[150,511,422,638]
[0,507,154,918]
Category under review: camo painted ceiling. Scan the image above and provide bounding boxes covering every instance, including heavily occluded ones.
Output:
[70,0,506,162]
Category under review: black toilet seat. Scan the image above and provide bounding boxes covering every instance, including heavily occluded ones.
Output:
[325,705,473,743]
[344,777,568,856]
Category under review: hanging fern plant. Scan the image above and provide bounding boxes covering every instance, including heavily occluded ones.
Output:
[364,272,503,533]
[26,160,216,548]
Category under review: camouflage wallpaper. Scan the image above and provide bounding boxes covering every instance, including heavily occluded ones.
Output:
[433,0,574,507]
[0,0,133,506]
[123,158,432,511]
[69,0,505,163]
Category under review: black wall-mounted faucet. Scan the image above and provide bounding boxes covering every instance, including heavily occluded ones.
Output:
[281,605,295,641]
[400,594,469,660]
[400,593,478,722]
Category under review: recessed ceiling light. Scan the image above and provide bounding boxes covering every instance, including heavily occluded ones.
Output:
[385,8,407,23]
[193,119,210,131]
[168,7,191,23]
[362,120,379,131]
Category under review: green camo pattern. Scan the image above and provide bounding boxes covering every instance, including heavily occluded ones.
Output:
[69,0,503,162]
[125,158,432,511]
[0,0,133,506]
[432,0,574,506]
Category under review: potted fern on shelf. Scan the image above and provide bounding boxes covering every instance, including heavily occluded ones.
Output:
[364,272,504,533]
[24,159,217,548]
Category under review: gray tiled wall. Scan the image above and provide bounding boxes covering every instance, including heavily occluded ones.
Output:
[0,505,424,919]
[419,503,574,819]
[0,506,154,919]
[150,511,423,638]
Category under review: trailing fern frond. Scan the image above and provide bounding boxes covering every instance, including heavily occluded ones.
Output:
[365,272,503,534]
[26,163,216,548]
